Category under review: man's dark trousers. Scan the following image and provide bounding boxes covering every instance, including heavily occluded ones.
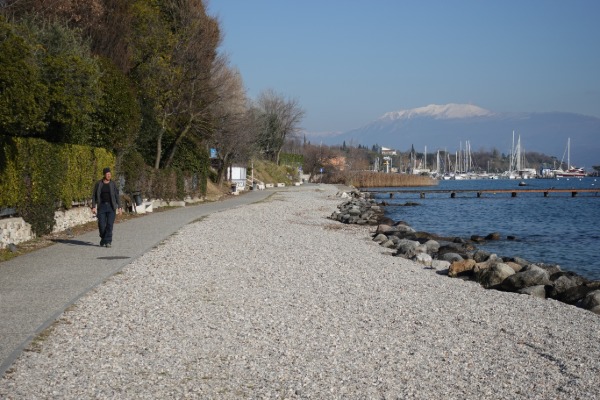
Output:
[97,202,116,245]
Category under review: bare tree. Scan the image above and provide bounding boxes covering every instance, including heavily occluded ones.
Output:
[345,145,370,171]
[209,60,257,183]
[255,89,305,165]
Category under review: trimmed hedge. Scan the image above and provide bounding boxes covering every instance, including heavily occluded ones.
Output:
[0,137,208,235]
[0,136,114,235]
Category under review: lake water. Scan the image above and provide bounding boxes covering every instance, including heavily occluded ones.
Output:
[369,177,600,280]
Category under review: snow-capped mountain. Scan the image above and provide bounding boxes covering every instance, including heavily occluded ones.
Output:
[380,103,494,121]
[315,104,600,169]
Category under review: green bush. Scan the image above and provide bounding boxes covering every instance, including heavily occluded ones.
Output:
[169,138,209,196]
[120,151,205,201]
[120,150,151,194]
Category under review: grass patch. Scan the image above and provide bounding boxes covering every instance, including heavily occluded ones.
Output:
[252,193,280,204]
[26,320,61,353]
[323,223,344,230]
[251,160,296,185]
[189,215,209,225]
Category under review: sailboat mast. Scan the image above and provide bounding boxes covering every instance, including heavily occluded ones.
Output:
[567,137,571,168]
[510,131,515,173]
[516,135,521,171]
[459,142,463,173]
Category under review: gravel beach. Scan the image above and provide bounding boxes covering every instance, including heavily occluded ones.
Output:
[1,185,599,399]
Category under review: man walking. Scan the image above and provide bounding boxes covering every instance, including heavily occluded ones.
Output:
[91,167,122,247]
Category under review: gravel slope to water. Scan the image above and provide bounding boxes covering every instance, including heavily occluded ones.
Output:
[1,185,599,399]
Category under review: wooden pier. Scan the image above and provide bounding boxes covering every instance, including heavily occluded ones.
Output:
[362,188,600,198]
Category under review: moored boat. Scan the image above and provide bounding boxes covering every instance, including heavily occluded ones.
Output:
[552,138,586,178]
[554,167,586,178]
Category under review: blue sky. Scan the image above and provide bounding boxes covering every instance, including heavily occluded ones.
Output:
[207,0,600,134]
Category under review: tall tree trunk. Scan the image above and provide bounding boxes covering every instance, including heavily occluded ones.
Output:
[276,148,282,166]
[216,153,230,185]
[164,122,192,168]
[155,114,168,169]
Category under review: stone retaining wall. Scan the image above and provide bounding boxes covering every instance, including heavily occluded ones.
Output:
[0,218,33,249]
[53,207,96,234]
[0,207,95,249]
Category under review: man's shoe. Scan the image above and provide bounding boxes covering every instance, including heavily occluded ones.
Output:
[105,243,112,248]
[100,240,105,247]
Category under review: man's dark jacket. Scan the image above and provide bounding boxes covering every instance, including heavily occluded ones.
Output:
[92,180,121,211]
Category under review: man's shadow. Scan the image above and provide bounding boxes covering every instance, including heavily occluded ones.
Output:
[50,239,96,247]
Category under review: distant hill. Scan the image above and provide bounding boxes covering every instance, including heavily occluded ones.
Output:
[314,104,600,169]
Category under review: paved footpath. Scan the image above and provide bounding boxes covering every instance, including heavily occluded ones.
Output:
[0,189,277,376]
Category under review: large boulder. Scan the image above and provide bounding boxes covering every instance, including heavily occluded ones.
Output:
[485,232,501,240]
[438,242,476,259]
[439,242,476,253]
[448,259,476,278]
[415,243,428,253]
[431,260,451,272]
[348,206,362,216]
[505,262,523,273]
[473,249,492,263]
[473,261,491,274]
[376,224,395,235]
[475,262,515,288]
[412,231,439,241]
[396,239,420,253]
[423,240,440,255]
[413,253,433,267]
[387,224,416,236]
[381,240,396,249]
[470,235,486,243]
[472,255,500,272]
[499,264,551,292]
[503,256,532,268]
[581,290,600,314]
[537,263,562,276]
[518,285,547,299]
[439,252,464,263]
[552,285,596,305]
[547,272,588,301]
[373,234,388,244]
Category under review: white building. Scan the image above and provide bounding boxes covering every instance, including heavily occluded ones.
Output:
[381,147,397,156]
[226,165,247,191]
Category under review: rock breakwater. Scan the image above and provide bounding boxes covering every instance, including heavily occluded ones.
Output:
[331,190,600,315]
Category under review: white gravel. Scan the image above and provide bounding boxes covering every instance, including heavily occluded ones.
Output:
[1,185,599,399]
